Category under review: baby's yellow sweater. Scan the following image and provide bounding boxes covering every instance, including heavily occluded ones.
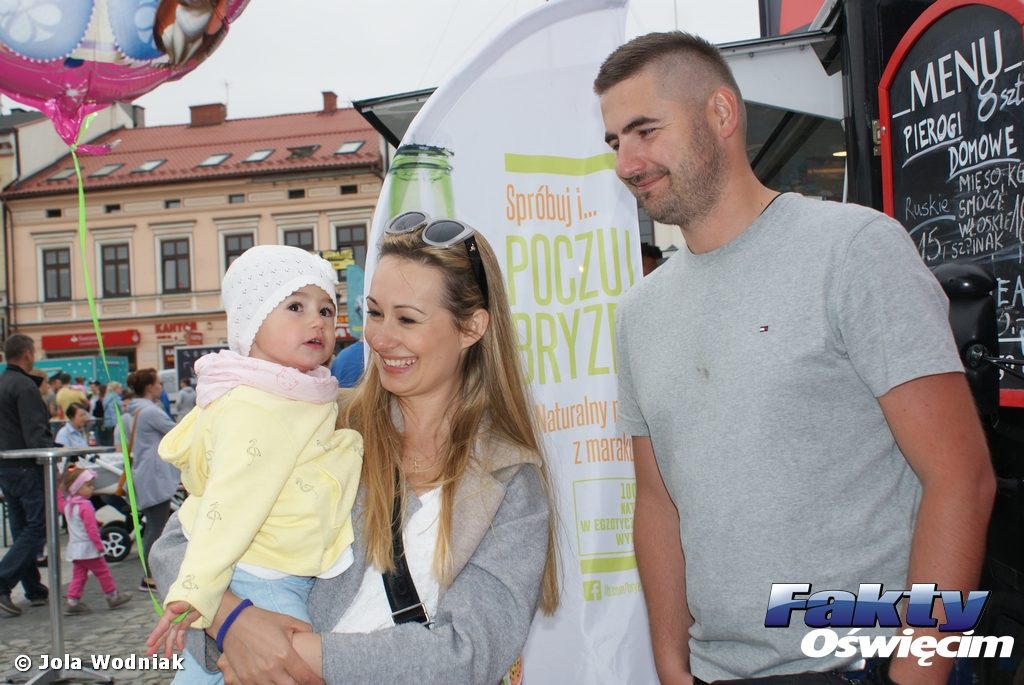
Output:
[158,385,362,627]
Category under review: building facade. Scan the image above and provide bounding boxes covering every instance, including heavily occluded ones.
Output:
[2,93,382,371]
[0,104,139,343]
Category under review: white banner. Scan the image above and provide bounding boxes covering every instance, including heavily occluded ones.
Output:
[367,1,656,681]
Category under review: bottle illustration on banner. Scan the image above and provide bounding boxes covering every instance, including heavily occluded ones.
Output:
[388,144,455,219]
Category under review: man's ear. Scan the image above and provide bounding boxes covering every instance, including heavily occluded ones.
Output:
[708,86,741,139]
[461,308,490,349]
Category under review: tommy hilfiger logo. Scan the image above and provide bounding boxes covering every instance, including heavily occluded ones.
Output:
[758,325,769,333]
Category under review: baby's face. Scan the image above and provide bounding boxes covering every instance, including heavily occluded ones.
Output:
[249,285,337,372]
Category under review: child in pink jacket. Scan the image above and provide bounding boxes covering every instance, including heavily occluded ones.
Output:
[59,467,133,615]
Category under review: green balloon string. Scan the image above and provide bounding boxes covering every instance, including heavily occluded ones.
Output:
[70,115,177,620]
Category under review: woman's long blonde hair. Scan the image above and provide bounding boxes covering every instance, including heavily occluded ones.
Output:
[342,223,559,615]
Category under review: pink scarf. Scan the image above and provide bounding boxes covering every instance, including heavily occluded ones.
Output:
[195,350,338,408]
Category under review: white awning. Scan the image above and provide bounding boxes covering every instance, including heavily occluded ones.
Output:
[720,32,844,121]
[355,30,846,145]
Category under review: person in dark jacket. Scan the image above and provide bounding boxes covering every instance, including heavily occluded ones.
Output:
[0,333,54,616]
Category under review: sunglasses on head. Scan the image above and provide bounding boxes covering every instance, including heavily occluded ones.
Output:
[384,211,489,305]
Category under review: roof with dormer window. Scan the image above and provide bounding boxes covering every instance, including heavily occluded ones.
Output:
[4,106,381,199]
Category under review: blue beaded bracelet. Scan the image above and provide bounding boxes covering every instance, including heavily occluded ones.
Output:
[215,598,253,652]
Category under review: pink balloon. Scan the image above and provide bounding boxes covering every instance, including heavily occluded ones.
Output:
[0,0,250,146]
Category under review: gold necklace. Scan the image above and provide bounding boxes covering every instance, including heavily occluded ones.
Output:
[407,452,437,473]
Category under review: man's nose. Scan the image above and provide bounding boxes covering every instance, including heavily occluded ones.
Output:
[615,141,644,183]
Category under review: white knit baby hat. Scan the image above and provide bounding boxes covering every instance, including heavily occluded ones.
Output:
[221,244,339,356]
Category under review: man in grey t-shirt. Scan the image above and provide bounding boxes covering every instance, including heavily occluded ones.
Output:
[175,378,196,420]
[595,32,995,685]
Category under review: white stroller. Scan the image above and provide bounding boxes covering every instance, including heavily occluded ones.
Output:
[72,452,186,563]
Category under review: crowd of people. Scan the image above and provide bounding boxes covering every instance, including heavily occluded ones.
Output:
[0,341,190,613]
[18,369,185,450]
[0,28,1000,685]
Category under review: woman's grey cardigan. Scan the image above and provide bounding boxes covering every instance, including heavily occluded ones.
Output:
[150,429,552,684]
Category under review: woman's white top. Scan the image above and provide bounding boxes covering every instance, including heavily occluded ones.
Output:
[55,423,88,448]
[331,487,442,633]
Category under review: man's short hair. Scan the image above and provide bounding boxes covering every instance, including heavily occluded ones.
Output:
[594,31,741,100]
[59,373,71,384]
[4,333,34,362]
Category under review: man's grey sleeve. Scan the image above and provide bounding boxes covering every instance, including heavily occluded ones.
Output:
[614,301,649,437]
[831,216,963,397]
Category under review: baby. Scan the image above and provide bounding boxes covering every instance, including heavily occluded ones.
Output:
[149,245,362,682]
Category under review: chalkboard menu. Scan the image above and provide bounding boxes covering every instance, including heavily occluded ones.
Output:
[881,1,1024,400]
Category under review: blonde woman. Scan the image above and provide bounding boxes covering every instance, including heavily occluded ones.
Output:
[152,214,558,683]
